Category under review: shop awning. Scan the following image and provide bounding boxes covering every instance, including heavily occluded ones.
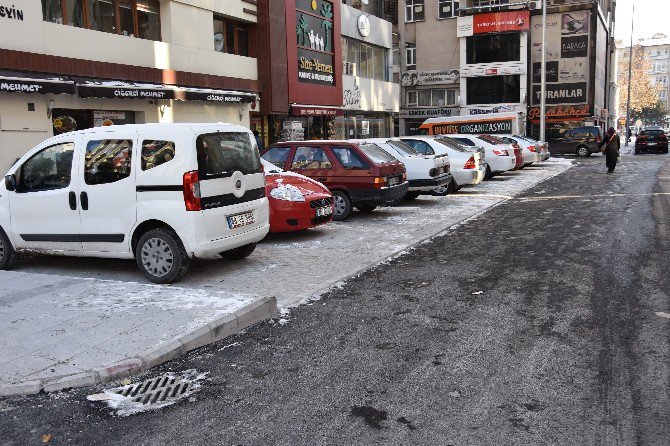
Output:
[291,105,344,117]
[75,78,176,100]
[0,70,76,95]
[180,87,256,103]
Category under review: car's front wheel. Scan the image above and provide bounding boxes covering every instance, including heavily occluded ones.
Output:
[221,243,256,260]
[0,228,19,270]
[136,228,190,284]
[332,191,352,221]
[576,145,591,157]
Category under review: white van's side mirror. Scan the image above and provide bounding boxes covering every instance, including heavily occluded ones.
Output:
[5,174,16,191]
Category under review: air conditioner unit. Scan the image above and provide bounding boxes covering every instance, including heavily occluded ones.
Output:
[529,0,542,9]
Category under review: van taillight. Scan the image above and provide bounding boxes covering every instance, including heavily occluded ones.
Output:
[183,171,202,211]
[464,156,476,169]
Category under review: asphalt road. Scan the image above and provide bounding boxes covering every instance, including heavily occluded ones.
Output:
[2,154,670,446]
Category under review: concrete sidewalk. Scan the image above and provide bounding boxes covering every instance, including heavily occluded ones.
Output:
[0,159,571,396]
[0,274,275,395]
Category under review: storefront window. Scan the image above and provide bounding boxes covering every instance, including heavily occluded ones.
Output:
[466,33,520,64]
[467,75,520,105]
[333,116,390,139]
[41,0,160,40]
[341,38,389,81]
[214,17,249,56]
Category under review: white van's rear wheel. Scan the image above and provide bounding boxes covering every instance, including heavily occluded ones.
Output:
[0,228,19,270]
[136,228,190,284]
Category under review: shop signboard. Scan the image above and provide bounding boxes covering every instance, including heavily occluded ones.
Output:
[527,104,591,122]
[431,119,514,135]
[461,64,525,78]
[400,107,458,119]
[401,70,460,87]
[295,0,336,86]
[76,78,175,100]
[530,11,590,107]
[291,105,343,116]
[0,70,75,95]
[457,11,530,37]
[182,89,256,103]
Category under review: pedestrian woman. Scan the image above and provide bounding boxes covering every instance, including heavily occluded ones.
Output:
[599,127,620,173]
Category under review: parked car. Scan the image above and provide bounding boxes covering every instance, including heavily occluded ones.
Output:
[498,135,542,166]
[0,123,269,283]
[546,126,602,157]
[448,134,516,176]
[514,135,551,161]
[261,141,408,221]
[261,159,333,233]
[635,127,669,154]
[353,138,452,200]
[400,136,486,193]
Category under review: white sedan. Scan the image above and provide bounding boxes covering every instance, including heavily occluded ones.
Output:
[447,134,516,176]
[353,138,452,200]
[400,136,486,194]
[513,135,551,161]
[499,135,542,165]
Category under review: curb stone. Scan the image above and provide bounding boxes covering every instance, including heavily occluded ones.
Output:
[0,295,277,396]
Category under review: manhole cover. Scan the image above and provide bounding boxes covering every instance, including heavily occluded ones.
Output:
[88,370,208,416]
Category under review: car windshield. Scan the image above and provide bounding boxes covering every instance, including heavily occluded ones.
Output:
[641,130,665,136]
[196,132,262,178]
[358,143,397,164]
[387,140,420,156]
[260,158,283,173]
[434,137,470,152]
[451,137,475,146]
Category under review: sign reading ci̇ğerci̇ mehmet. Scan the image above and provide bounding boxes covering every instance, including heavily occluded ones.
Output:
[295,0,335,86]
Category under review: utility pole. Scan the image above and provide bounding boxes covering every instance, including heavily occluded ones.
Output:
[624,3,635,146]
[539,0,547,143]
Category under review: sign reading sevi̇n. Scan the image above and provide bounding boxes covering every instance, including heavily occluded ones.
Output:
[457,11,530,37]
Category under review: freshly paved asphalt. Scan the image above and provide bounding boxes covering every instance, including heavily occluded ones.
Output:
[2,154,670,445]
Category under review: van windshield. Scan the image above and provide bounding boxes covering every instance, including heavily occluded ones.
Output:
[196,132,262,178]
[358,143,397,164]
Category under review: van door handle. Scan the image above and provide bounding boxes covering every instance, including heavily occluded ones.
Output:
[69,191,77,210]
[80,191,89,211]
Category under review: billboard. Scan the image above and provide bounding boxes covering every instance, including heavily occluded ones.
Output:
[457,11,530,37]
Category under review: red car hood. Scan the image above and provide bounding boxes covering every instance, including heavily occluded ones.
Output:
[264,171,331,197]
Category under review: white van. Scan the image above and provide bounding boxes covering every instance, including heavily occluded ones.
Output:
[0,123,269,283]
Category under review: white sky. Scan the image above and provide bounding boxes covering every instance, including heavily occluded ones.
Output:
[614,0,670,44]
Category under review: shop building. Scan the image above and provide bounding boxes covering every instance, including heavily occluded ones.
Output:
[398,0,461,135]
[255,0,343,143]
[0,1,260,169]
[527,0,616,136]
[337,2,399,138]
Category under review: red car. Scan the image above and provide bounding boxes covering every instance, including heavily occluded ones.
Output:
[261,159,334,233]
[261,141,409,220]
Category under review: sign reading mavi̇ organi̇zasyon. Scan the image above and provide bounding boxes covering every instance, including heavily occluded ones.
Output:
[295,0,335,86]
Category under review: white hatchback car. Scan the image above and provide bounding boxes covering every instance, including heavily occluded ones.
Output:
[353,138,452,200]
[448,134,516,176]
[499,135,542,165]
[0,123,269,283]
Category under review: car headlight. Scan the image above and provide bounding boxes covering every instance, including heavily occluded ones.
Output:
[270,184,305,202]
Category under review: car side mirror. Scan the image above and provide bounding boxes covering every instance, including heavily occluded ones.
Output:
[5,174,16,191]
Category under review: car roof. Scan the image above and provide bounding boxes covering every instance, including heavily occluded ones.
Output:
[55,122,251,137]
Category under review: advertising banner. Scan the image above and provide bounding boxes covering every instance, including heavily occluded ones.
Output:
[400,69,460,87]
[295,0,336,86]
[457,11,530,37]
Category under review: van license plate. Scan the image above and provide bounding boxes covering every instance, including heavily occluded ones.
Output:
[316,206,333,217]
[227,211,255,229]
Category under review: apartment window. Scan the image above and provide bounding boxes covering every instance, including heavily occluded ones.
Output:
[438,0,459,19]
[415,89,457,107]
[406,90,418,106]
[342,38,389,81]
[214,17,249,56]
[654,60,668,73]
[405,43,416,70]
[661,90,668,101]
[467,33,520,64]
[405,0,424,22]
[472,0,509,6]
[467,75,520,105]
[658,76,669,87]
[41,0,161,40]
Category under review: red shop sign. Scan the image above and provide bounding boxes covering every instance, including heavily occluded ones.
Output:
[473,10,530,34]
[291,105,344,117]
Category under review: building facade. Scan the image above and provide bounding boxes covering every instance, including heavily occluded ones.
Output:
[397,0,616,137]
[0,0,260,169]
[337,2,399,138]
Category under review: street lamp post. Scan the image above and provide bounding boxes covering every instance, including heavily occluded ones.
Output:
[624,3,635,146]
[539,0,547,144]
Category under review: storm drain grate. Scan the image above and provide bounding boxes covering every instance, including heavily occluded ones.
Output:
[88,369,208,416]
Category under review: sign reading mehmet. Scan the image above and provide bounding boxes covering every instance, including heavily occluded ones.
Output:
[295,0,335,86]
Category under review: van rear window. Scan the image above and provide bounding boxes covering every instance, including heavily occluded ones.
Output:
[196,132,261,178]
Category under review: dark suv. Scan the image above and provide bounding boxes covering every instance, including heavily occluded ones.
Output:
[261,141,408,221]
[635,127,668,154]
[546,126,602,157]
